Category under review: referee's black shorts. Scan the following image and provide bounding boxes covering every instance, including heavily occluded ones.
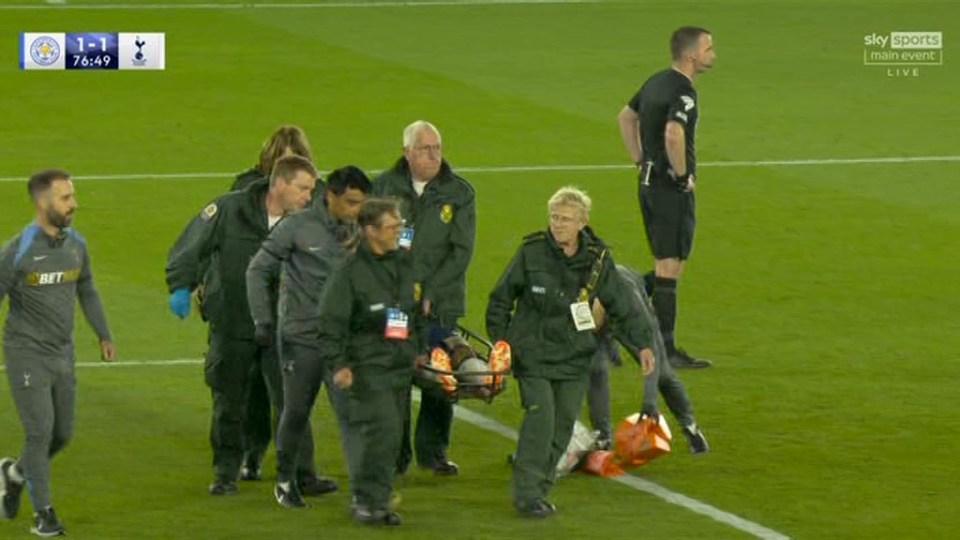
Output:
[638,172,696,261]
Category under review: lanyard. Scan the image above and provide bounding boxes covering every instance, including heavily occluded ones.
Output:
[547,243,607,303]
[581,248,607,301]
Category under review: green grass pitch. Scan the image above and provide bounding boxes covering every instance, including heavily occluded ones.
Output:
[1,0,958,538]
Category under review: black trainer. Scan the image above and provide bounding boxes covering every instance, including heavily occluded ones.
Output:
[274,481,308,508]
[419,459,459,477]
[669,348,713,369]
[208,478,239,496]
[683,425,710,454]
[515,499,554,519]
[30,506,65,537]
[351,505,402,527]
[239,465,262,482]
[541,500,557,515]
[1,458,26,520]
[379,510,403,526]
[351,504,372,522]
[298,475,338,497]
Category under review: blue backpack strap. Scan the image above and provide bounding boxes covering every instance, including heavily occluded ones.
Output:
[12,223,40,268]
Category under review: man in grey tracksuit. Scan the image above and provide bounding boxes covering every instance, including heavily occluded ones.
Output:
[590,265,708,453]
[246,165,372,507]
[0,169,116,537]
[586,330,621,446]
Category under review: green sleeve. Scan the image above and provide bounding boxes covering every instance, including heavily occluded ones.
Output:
[485,244,526,343]
[370,175,387,197]
[317,262,354,371]
[245,218,294,327]
[165,202,222,293]
[422,189,476,305]
[414,302,430,355]
[595,253,653,358]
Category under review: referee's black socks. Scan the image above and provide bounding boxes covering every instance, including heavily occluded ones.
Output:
[653,277,678,354]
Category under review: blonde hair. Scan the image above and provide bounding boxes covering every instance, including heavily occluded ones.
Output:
[548,186,592,222]
[258,125,314,176]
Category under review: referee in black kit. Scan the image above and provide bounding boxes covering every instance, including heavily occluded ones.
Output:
[618,27,716,369]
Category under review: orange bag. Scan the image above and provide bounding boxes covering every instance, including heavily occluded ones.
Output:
[429,348,458,394]
[613,413,672,469]
[487,340,512,389]
[580,450,625,478]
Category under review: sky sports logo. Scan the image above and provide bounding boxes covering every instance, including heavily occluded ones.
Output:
[863,32,943,76]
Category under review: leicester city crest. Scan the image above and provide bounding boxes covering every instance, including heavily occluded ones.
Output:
[440,204,453,224]
[30,36,60,66]
[200,203,218,222]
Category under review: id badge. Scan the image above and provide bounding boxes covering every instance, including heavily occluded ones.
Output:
[570,301,596,332]
[385,307,410,340]
[399,227,415,250]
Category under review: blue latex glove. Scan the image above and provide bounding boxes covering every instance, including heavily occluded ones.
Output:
[169,288,191,319]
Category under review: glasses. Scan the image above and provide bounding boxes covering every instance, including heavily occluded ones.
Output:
[378,218,405,232]
[413,144,442,155]
[549,213,579,225]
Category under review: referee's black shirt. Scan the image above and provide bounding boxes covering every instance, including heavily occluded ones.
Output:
[628,69,699,177]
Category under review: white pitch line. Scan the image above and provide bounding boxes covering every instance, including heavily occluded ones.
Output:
[450,403,790,540]
[0,358,203,370]
[611,475,790,540]
[0,155,957,184]
[0,357,789,538]
[77,358,204,367]
[0,0,596,10]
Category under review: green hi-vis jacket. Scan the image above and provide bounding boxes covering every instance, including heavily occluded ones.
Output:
[166,180,273,339]
[317,243,427,392]
[485,229,654,380]
[373,158,476,323]
[232,167,266,192]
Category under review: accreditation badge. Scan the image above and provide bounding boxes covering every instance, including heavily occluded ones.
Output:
[570,301,596,332]
[399,227,415,250]
[385,307,410,340]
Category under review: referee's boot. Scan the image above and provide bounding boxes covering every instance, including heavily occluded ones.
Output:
[669,348,713,369]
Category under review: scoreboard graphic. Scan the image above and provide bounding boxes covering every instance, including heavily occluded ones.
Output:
[21,33,165,70]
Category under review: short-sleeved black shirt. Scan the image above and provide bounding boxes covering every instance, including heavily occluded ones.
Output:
[628,69,699,176]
